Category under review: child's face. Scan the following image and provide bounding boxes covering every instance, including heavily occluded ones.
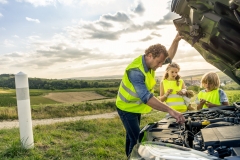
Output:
[167,67,179,80]
[202,82,214,91]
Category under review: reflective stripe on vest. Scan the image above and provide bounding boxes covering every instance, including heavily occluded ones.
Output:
[121,81,138,98]
[168,94,183,98]
[118,82,142,104]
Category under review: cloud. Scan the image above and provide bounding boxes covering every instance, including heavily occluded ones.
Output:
[67,17,164,41]
[1,0,212,79]
[0,0,7,4]
[28,35,40,40]
[26,17,40,23]
[102,12,130,22]
[151,32,162,37]
[0,13,3,17]
[4,52,22,57]
[13,35,19,38]
[140,36,153,41]
[91,31,120,40]
[3,39,14,47]
[133,2,145,15]
[96,21,113,28]
[163,11,180,21]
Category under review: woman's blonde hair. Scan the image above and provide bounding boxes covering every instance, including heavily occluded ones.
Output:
[163,62,181,86]
[200,72,220,89]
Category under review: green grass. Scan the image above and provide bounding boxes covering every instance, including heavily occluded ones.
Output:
[30,96,59,105]
[0,110,166,160]
[225,90,240,103]
[0,101,117,120]
[0,95,58,107]
[0,88,118,107]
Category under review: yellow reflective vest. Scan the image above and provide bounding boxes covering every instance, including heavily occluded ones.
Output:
[198,89,220,108]
[162,79,187,112]
[116,55,156,113]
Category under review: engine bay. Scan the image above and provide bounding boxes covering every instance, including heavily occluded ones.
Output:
[138,102,240,159]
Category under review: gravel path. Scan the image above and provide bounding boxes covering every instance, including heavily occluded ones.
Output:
[0,112,118,130]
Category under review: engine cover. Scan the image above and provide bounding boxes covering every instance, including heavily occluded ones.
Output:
[201,125,240,149]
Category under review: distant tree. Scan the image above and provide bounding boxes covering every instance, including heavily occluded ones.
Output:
[0,74,120,89]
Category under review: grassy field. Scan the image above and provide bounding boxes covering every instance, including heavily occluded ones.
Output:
[225,90,240,103]
[0,101,117,120]
[0,110,166,160]
[0,87,165,159]
[0,88,117,107]
[0,88,240,120]
[44,91,107,103]
[0,87,240,159]
[0,88,117,120]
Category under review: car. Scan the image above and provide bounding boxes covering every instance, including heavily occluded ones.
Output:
[128,0,240,159]
[171,0,240,85]
[129,104,240,160]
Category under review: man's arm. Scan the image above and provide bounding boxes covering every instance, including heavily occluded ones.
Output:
[147,96,186,124]
[128,69,185,124]
[168,33,183,60]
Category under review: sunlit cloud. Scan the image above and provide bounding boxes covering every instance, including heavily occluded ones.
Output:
[13,35,19,38]
[26,17,40,23]
[0,0,219,79]
[3,39,14,47]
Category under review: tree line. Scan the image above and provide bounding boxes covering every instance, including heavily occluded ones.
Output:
[0,74,121,90]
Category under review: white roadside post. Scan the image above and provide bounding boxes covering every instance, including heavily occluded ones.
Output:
[15,72,34,149]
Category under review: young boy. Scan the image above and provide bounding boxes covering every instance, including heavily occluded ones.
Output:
[196,72,229,110]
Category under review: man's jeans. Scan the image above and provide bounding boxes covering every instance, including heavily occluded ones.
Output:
[117,107,141,157]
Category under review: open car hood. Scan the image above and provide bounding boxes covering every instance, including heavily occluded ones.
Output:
[171,0,240,85]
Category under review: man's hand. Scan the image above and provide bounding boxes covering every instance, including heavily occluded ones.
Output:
[174,32,184,42]
[168,109,185,124]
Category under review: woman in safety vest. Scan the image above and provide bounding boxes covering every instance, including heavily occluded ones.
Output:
[196,72,229,110]
[159,62,188,112]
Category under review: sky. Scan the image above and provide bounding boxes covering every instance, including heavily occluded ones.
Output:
[0,0,218,79]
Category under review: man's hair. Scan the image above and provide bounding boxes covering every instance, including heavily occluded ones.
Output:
[163,62,181,86]
[200,72,220,89]
[145,44,168,58]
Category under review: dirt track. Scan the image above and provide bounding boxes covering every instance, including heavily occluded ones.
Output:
[0,112,118,130]
[44,91,107,103]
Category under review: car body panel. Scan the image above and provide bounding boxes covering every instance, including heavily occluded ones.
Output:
[171,0,240,84]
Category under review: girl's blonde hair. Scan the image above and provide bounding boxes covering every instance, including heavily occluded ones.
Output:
[200,72,220,89]
[163,62,181,86]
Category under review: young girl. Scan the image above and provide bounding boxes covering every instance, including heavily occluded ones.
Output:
[196,72,229,110]
[159,62,189,112]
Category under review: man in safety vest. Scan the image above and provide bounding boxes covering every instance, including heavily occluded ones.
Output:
[116,33,186,157]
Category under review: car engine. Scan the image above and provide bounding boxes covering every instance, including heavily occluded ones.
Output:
[136,102,240,159]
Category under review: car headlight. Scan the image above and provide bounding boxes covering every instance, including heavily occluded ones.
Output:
[128,141,218,160]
